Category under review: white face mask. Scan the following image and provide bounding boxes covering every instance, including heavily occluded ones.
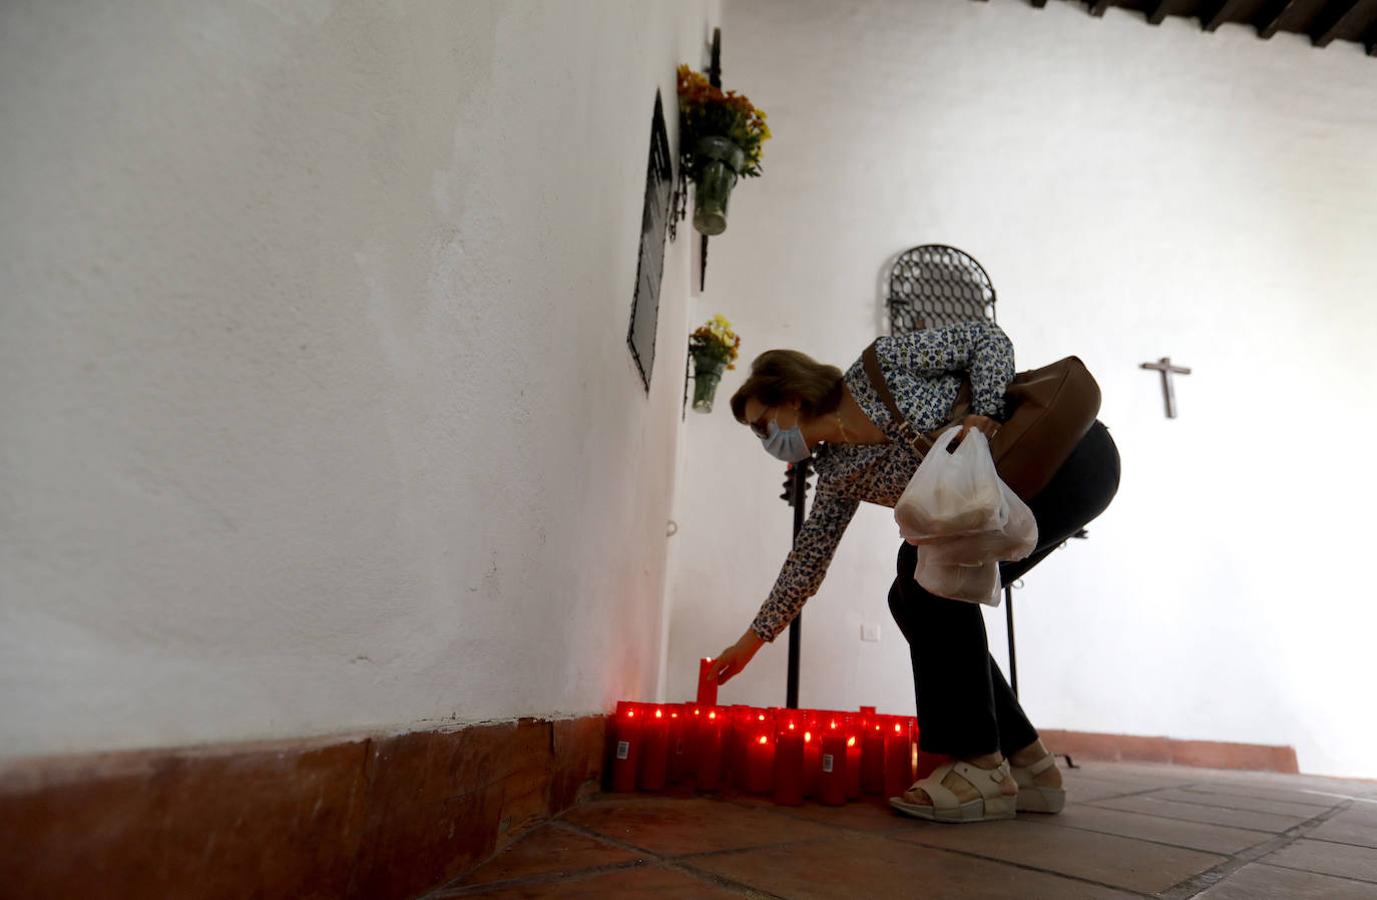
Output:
[760,419,812,463]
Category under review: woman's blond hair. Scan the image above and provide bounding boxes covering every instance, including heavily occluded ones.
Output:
[730,349,844,423]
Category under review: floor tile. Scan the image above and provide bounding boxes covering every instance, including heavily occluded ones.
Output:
[747,796,914,835]
[1067,762,1197,788]
[442,862,741,898]
[1060,773,1154,804]
[684,832,1139,899]
[1149,787,1337,819]
[1088,794,1307,833]
[1198,862,1377,899]
[1196,769,1377,798]
[444,823,644,889]
[1262,838,1377,883]
[1170,781,1350,810]
[1306,807,1377,850]
[559,794,837,857]
[890,817,1225,893]
[1036,803,1274,855]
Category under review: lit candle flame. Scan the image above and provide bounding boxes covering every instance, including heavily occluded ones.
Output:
[847,736,856,747]
[655,709,663,719]
[758,736,768,745]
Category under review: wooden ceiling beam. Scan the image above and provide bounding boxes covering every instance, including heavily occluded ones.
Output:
[1200,0,1248,31]
[1310,0,1368,47]
[1089,0,1115,17]
[1031,0,1049,7]
[1257,0,1303,38]
[1364,20,1377,52]
[1148,0,1174,24]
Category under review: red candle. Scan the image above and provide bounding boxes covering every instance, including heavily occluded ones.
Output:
[845,726,862,800]
[746,710,775,793]
[818,719,848,806]
[697,657,718,706]
[883,716,914,800]
[907,716,945,781]
[729,707,763,789]
[861,718,886,795]
[746,733,774,793]
[667,707,690,783]
[772,718,805,806]
[803,728,820,798]
[681,705,704,782]
[695,707,726,791]
[639,706,671,791]
[610,701,643,793]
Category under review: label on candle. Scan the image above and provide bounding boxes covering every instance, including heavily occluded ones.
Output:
[616,740,630,760]
[822,753,834,773]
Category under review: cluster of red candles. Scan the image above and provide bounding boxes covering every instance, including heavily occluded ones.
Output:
[608,660,925,806]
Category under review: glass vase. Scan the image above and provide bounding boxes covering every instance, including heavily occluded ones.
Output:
[692,136,748,237]
[691,354,727,413]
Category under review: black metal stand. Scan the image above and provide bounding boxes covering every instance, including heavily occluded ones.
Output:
[1005,587,1018,697]
[1008,528,1088,698]
[782,458,812,709]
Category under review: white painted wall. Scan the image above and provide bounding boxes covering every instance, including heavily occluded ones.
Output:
[0,0,719,759]
[666,0,1377,779]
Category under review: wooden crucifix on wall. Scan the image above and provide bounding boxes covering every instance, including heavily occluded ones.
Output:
[1140,356,1192,418]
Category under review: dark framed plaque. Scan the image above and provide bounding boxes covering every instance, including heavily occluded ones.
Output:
[627,90,674,392]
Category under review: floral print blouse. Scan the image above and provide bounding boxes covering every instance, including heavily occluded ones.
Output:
[750,321,1016,643]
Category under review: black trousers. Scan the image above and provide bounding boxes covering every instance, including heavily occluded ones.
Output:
[887,420,1121,758]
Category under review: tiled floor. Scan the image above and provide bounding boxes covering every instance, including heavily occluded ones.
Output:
[426,761,1377,898]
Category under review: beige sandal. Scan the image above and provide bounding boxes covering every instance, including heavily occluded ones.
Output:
[1011,753,1065,814]
[888,759,1017,824]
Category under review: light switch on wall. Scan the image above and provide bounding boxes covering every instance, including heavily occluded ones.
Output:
[860,623,881,643]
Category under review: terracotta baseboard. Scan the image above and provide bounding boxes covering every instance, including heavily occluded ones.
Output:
[1040,729,1300,774]
[0,715,606,900]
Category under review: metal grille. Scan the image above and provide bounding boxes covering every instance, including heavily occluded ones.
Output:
[886,244,997,333]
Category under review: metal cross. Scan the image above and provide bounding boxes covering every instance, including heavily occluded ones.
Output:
[1140,356,1192,419]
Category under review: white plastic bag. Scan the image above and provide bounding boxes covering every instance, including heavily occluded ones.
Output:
[895,426,1040,606]
[895,427,1007,543]
[908,481,1038,565]
[914,556,1003,606]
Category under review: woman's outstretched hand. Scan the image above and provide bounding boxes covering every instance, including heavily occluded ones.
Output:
[711,627,765,685]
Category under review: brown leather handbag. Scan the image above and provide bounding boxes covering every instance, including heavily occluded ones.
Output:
[862,339,1101,501]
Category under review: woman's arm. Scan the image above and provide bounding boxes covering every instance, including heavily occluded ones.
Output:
[712,489,858,685]
[888,320,1015,419]
[749,489,861,644]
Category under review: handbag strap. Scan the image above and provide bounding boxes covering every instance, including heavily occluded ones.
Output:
[862,339,975,459]
[862,341,935,457]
